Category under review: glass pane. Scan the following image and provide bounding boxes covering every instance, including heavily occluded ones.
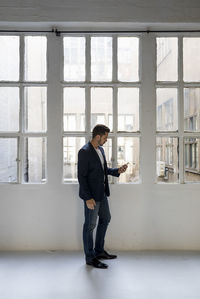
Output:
[63,137,85,182]
[118,37,139,82]
[0,138,17,182]
[184,138,200,182]
[63,88,85,131]
[117,137,139,183]
[156,88,178,131]
[156,137,178,183]
[118,88,139,131]
[91,37,112,81]
[24,137,47,183]
[0,87,19,132]
[0,36,19,81]
[64,37,85,81]
[183,38,200,82]
[184,88,200,131]
[157,37,178,81]
[91,87,113,131]
[25,36,47,81]
[24,87,47,132]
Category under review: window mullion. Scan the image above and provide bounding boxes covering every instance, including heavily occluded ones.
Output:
[178,36,184,183]
[112,86,117,183]
[86,35,91,83]
[19,34,25,183]
[85,35,91,140]
[112,35,117,82]
[112,35,118,181]
[85,86,91,142]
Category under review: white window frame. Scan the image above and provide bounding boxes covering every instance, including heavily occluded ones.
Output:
[155,32,200,184]
[0,33,48,184]
[1,30,200,185]
[62,33,142,184]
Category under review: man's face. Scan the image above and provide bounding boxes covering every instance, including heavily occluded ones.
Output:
[97,132,108,146]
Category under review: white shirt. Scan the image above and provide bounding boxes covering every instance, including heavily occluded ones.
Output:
[95,147,104,171]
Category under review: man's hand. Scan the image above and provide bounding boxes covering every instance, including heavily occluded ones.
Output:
[86,199,96,210]
[118,163,128,174]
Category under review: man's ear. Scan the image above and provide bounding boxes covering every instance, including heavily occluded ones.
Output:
[96,135,101,141]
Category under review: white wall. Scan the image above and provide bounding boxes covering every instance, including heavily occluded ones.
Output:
[1,0,200,251]
[1,184,200,250]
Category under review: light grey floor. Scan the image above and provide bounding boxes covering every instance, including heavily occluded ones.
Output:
[0,251,200,299]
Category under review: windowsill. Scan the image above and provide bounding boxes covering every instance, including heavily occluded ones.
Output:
[185,169,200,174]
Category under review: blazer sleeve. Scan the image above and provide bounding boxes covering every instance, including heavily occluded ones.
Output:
[78,149,93,201]
[100,146,120,178]
[107,167,120,177]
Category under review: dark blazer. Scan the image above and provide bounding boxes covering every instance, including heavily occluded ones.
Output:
[78,141,120,202]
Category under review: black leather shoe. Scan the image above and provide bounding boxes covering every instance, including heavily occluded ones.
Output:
[86,258,108,269]
[95,250,117,260]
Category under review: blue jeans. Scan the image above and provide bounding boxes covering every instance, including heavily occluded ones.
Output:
[83,195,111,263]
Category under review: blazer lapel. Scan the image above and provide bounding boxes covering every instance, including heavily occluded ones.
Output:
[99,146,106,165]
[88,142,104,172]
[99,146,108,178]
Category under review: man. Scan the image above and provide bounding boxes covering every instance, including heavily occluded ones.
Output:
[78,124,128,269]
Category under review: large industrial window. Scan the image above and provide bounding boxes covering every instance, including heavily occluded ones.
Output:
[63,35,140,183]
[0,35,47,183]
[156,36,200,183]
[1,32,200,185]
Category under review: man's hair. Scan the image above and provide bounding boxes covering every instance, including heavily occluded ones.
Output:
[92,124,110,139]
